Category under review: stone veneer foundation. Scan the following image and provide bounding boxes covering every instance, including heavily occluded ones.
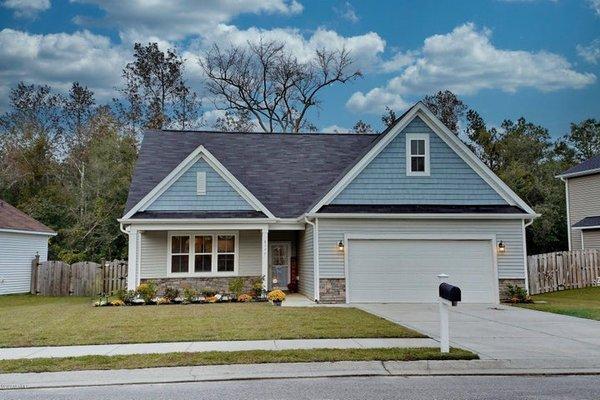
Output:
[141,276,261,295]
[319,278,346,303]
[498,278,527,301]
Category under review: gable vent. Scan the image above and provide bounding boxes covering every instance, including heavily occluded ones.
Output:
[196,171,206,195]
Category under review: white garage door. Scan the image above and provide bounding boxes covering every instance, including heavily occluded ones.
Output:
[347,239,496,303]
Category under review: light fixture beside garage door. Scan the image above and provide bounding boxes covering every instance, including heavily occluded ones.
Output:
[497,241,506,253]
[338,240,345,251]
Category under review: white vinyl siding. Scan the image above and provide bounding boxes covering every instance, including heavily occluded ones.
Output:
[297,224,314,298]
[140,230,261,278]
[347,239,496,303]
[318,218,525,279]
[0,231,49,295]
[567,175,600,250]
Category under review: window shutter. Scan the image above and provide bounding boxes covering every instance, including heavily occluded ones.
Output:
[196,172,206,195]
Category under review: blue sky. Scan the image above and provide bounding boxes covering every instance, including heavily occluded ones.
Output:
[1,0,599,137]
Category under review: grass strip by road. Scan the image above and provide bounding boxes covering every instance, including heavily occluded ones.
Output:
[515,286,600,321]
[0,348,477,374]
[0,295,423,347]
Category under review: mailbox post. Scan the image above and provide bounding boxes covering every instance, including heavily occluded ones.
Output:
[437,274,461,353]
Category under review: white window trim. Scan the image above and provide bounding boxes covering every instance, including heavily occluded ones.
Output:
[167,231,239,277]
[406,133,430,176]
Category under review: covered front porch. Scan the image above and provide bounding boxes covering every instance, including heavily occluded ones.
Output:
[124,221,306,296]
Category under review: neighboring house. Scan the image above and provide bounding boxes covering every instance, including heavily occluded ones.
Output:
[0,200,55,295]
[557,156,600,250]
[119,102,537,304]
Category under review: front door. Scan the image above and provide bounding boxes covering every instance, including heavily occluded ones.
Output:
[269,242,291,290]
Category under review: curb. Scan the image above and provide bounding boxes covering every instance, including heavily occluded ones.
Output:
[2,359,600,390]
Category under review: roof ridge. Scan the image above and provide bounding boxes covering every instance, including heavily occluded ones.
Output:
[145,129,381,137]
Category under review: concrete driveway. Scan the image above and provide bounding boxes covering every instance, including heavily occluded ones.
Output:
[356,303,600,361]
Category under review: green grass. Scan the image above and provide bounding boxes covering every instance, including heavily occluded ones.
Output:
[515,286,600,320]
[0,294,423,347]
[0,348,477,374]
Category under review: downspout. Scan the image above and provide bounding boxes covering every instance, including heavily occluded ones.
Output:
[304,217,320,302]
[522,217,535,295]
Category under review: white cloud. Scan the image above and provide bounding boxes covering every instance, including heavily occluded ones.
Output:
[577,39,600,64]
[347,23,596,113]
[334,1,358,23]
[72,0,303,42]
[588,0,600,16]
[322,124,351,133]
[200,24,385,72]
[2,0,50,18]
[0,29,127,106]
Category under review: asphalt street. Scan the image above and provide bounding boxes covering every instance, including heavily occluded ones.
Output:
[2,375,599,400]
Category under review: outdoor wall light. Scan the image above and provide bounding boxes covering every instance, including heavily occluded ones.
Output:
[498,241,506,253]
[338,240,345,251]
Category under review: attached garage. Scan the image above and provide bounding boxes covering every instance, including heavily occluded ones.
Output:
[346,236,498,303]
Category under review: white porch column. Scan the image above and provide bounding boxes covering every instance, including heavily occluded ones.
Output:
[261,227,269,291]
[127,227,138,290]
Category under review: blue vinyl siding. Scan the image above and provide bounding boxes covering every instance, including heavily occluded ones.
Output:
[146,157,254,211]
[331,116,507,205]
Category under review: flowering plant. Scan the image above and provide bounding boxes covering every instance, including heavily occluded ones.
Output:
[238,294,252,302]
[267,289,286,302]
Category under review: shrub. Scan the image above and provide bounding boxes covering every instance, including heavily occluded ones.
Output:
[229,277,245,297]
[267,289,286,302]
[163,286,179,302]
[202,288,217,297]
[251,276,264,297]
[136,281,157,303]
[116,289,136,304]
[183,287,197,303]
[504,283,532,303]
[238,294,252,302]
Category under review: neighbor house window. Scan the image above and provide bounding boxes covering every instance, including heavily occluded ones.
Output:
[217,235,235,272]
[406,133,430,176]
[168,232,237,275]
[171,236,189,273]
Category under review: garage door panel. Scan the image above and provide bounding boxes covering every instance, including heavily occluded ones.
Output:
[347,239,495,303]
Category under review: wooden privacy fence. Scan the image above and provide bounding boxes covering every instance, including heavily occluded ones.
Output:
[30,258,127,296]
[527,249,600,295]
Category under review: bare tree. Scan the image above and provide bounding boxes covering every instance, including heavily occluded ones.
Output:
[200,40,361,133]
[214,110,255,132]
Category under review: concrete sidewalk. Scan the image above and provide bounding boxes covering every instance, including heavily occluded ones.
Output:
[2,359,600,390]
[0,338,438,360]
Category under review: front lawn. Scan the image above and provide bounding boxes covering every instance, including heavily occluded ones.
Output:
[0,295,423,347]
[515,286,600,320]
[0,348,477,374]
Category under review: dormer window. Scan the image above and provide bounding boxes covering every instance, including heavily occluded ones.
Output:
[406,133,430,176]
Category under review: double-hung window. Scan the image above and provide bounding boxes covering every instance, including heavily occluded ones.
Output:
[406,133,430,176]
[169,232,237,275]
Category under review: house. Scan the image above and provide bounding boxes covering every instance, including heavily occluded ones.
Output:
[557,155,600,250]
[0,200,56,295]
[119,102,537,304]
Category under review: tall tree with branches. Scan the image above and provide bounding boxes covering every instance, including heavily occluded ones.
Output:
[422,90,467,134]
[200,39,361,133]
[118,42,201,132]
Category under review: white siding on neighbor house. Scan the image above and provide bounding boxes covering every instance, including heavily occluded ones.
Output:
[567,175,600,250]
[0,231,49,295]
[297,224,314,298]
[317,218,525,280]
[582,230,600,249]
[140,230,261,278]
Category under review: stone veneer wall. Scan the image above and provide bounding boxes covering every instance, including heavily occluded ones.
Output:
[142,276,261,295]
[319,278,346,303]
[498,278,527,301]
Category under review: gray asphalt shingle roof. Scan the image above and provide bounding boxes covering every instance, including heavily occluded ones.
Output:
[0,199,55,234]
[572,216,600,228]
[125,131,379,218]
[559,155,600,178]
